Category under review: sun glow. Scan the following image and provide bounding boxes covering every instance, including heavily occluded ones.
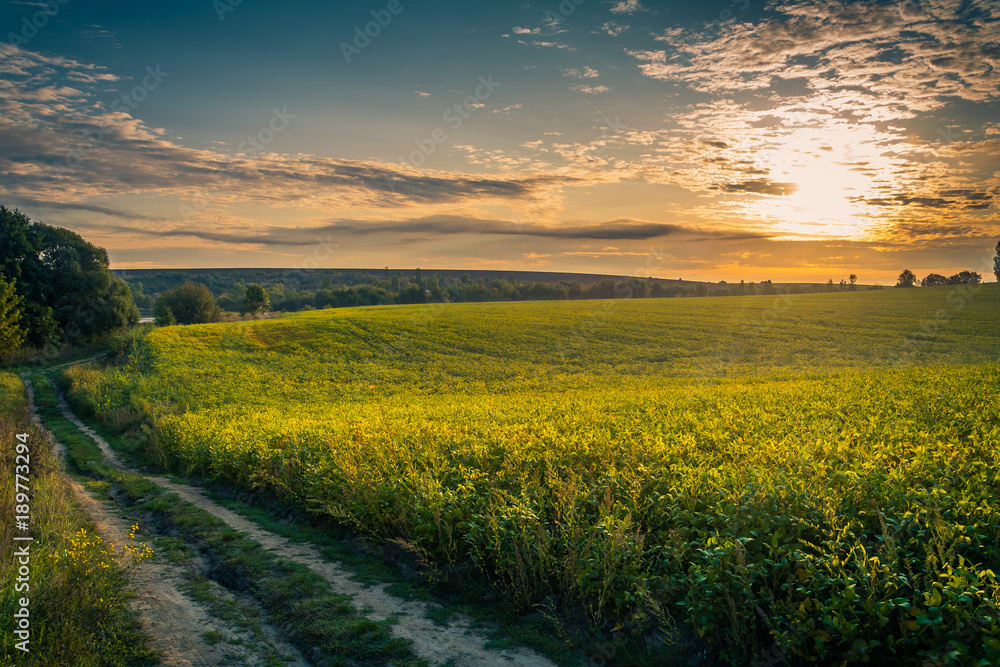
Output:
[748,123,886,240]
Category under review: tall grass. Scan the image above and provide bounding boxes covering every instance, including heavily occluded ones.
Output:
[64,290,1000,664]
[0,372,157,666]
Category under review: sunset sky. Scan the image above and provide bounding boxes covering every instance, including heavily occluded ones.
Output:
[1,0,998,282]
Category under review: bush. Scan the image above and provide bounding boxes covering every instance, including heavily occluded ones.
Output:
[153,281,220,325]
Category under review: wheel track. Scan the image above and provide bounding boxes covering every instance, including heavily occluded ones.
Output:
[50,381,556,667]
[22,374,308,667]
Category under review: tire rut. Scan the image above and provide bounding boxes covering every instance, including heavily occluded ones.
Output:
[52,383,556,667]
[24,375,308,667]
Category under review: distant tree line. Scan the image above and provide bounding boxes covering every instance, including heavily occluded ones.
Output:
[147,271,892,324]
[136,239,1000,325]
[895,269,983,288]
[0,206,138,353]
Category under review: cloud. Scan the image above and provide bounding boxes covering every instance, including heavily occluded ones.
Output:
[571,84,612,94]
[639,0,1000,111]
[0,45,593,215]
[715,180,798,196]
[528,40,575,50]
[609,0,999,241]
[600,22,627,37]
[492,103,522,114]
[563,66,600,78]
[856,190,993,211]
[610,0,643,15]
[100,214,767,247]
[3,197,164,221]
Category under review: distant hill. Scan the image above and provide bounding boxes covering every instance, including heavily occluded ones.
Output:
[111,267,849,316]
[112,267,829,294]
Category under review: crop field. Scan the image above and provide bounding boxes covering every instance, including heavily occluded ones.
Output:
[65,286,1000,664]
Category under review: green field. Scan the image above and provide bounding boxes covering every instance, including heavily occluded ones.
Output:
[65,285,1000,664]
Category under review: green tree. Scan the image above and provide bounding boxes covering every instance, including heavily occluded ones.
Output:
[849,274,857,290]
[0,205,138,346]
[895,269,917,287]
[153,301,176,326]
[154,281,220,325]
[243,284,270,313]
[994,240,1000,282]
[922,273,948,287]
[0,276,25,354]
[947,271,981,285]
[426,275,442,301]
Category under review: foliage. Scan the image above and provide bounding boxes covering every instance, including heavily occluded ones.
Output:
[115,266,882,319]
[948,270,982,285]
[0,205,139,346]
[0,372,158,666]
[242,283,269,313]
[153,300,176,327]
[0,276,25,354]
[153,281,220,325]
[895,269,917,287]
[995,240,1000,283]
[31,369,421,666]
[922,273,949,287]
[66,288,1000,664]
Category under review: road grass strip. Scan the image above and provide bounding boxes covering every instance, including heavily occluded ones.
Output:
[1,371,158,667]
[30,372,422,667]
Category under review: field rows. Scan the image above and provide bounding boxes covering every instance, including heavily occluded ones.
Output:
[66,289,1000,664]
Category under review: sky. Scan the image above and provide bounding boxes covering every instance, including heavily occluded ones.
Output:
[1,0,998,283]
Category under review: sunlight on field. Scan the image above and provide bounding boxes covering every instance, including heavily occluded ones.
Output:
[66,287,1000,664]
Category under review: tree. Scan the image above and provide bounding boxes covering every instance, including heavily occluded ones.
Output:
[153,301,176,326]
[0,205,138,346]
[895,269,917,287]
[154,281,220,325]
[0,276,25,354]
[947,271,981,285]
[995,240,1000,282]
[243,283,269,313]
[922,273,948,287]
[849,274,857,290]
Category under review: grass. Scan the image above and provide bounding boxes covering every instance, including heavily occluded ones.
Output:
[63,286,1000,665]
[0,371,159,667]
[198,481,586,663]
[28,371,423,667]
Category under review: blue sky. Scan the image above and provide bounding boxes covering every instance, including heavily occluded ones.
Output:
[1,0,998,282]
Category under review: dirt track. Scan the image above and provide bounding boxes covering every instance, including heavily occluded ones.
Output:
[38,375,556,666]
[25,375,308,667]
